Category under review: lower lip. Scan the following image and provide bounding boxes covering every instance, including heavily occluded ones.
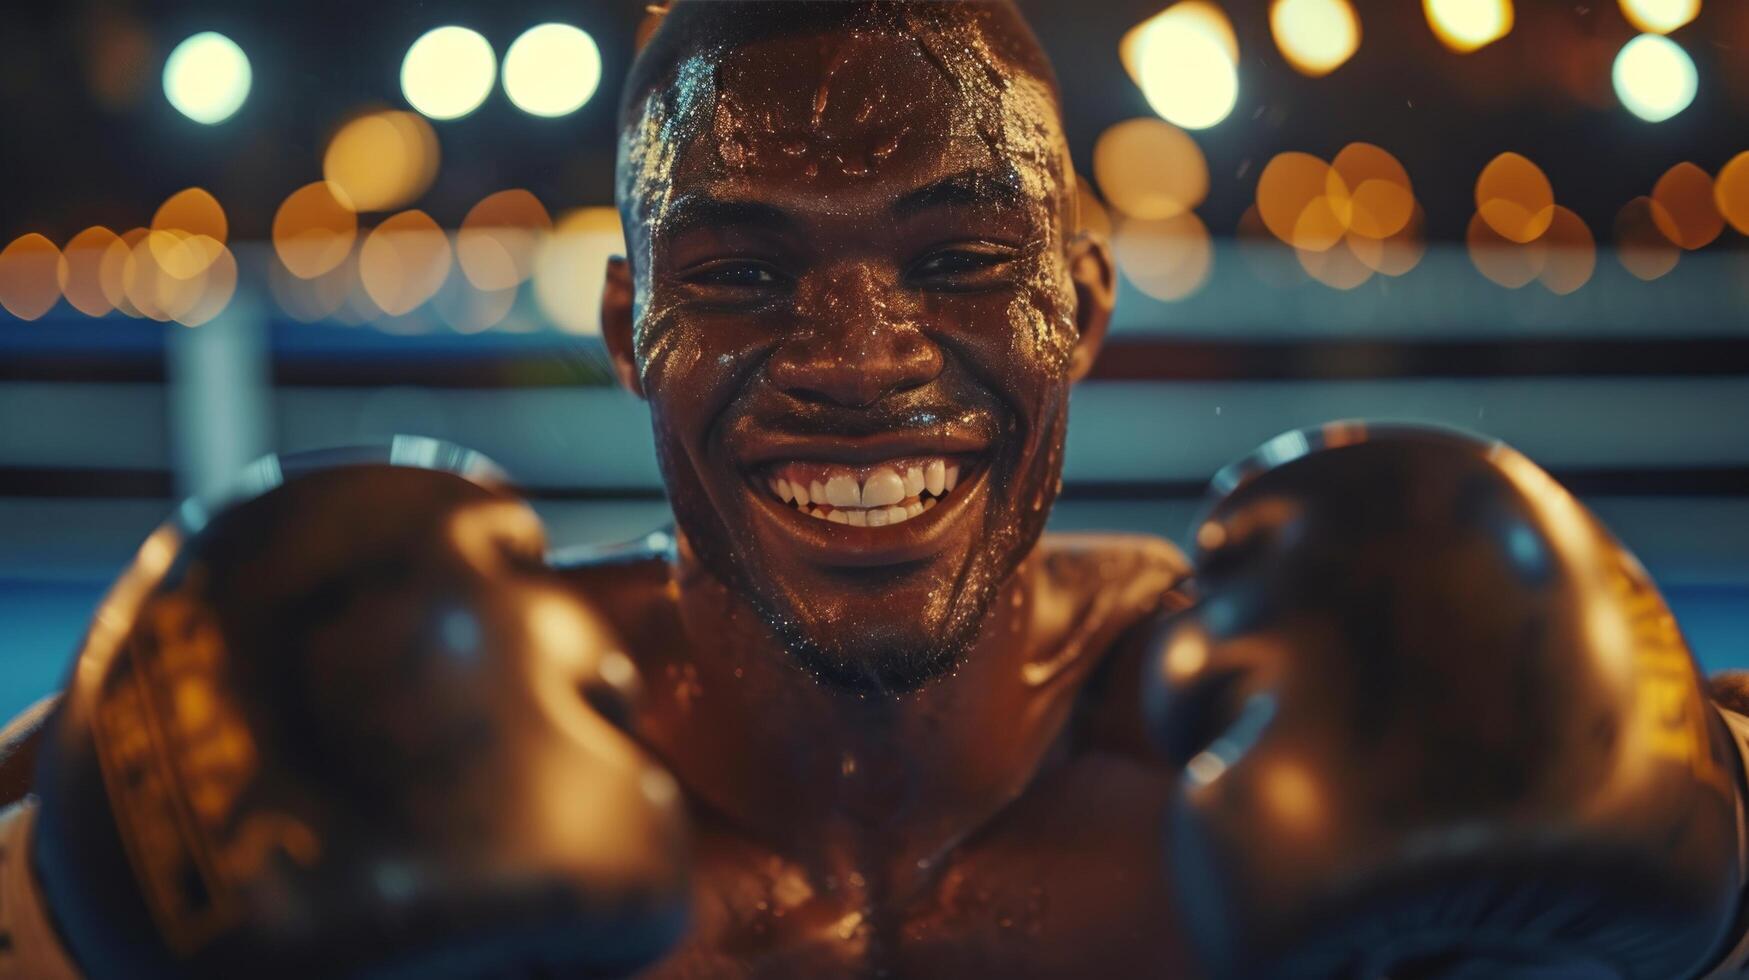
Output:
[742,461,988,568]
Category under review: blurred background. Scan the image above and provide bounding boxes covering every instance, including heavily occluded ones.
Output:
[1,0,1746,719]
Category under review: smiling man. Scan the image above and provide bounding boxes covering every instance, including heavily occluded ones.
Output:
[8,2,1749,979]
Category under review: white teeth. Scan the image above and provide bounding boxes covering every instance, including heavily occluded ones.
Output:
[792,480,810,506]
[904,466,925,498]
[861,469,906,508]
[867,507,891,527]
[944,465,959,492]
[925,460,946,497]
[883,505,907,524]
[783,478,799,502]
[825,475,861,508]
[905,501,923,518]
[922,497,937,510]
[828,510,849,524]
[811,480,827,504]
[846,509,868,527]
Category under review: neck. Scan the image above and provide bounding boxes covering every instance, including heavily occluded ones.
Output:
[633,533,1089,892]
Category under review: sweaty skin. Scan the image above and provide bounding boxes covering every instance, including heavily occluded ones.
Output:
[595,3,1201,975]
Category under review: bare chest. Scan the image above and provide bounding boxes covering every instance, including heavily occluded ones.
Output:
[635,754,1200,980]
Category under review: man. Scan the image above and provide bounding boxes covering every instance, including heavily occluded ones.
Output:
[3,3,1749,978]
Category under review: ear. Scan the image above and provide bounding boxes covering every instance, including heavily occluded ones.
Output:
[1065,231,1116,382]
[601,255,644,398]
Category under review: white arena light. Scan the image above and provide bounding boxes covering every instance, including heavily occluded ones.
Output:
[163,32,251,125]
[1613,33,1698,123]
[1131,4,1239,130]
[503,23,602,118]
[401,26,496,121]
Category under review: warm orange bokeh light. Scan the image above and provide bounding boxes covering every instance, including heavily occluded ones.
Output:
[1330,142,1414,239]
[1467,210,1546,288]
[1297,235,1374,290]
[150,188,227,280]
[124,231,213,321]
[270,247,355,323]
[1615,196,1681,281]
[1537,206,1597,295]
[457,189,553,291]
[176,246,238,327]
[533,206,626,335]
[58,226,122,317]
[360,209,452,316]
[1258,152,1339,249]
[274,181,359,279]
[1093,118,1209,220]
[1650,162,1723,250]
[1714,152,1749,235]
[1112,211,1213,301]
[323,110,440,212]
[434,273,517,334]
[99,228,148,317]
[1349,203,1426,277]
[1475,152,1555,244]
[0,234,63,320]
[1270,0,1361,78]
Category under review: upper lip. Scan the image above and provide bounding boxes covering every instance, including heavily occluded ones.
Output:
[733,422,993,468]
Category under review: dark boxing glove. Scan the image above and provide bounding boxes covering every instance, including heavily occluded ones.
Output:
[29,441,689,978]
[1149,423,1748,979]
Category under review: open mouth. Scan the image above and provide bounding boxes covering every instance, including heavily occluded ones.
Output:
[760,456,966,526]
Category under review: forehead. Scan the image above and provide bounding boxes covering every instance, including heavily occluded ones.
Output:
[646,26,1065,218]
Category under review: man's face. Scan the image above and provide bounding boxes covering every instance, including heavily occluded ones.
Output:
[609,18,1109,692]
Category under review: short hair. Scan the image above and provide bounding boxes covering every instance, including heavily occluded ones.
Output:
[617,1,1061,136]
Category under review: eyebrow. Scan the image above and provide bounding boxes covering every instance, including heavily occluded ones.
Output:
[658,192,795,241]
[891,169,1026,219]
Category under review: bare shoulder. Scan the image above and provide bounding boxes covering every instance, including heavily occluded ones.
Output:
[1033,532,1193,758]
[548,534,683,650]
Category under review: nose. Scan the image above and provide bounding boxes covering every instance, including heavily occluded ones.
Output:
[767,268,943,408]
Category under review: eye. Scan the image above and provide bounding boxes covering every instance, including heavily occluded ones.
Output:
[907,244,1018,288]
[682,259,789,290]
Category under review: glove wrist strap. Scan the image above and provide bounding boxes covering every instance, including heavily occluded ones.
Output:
[0,799,82,980]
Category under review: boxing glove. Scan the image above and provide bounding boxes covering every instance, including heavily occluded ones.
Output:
[28,441,690,978]
[1149,423,1748,979]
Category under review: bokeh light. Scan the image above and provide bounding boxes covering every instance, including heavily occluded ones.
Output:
[274,181,359,279]
[502,24,602,118]
[1613,34,1697,122]
[99,229,148,318]
[175,246,237,327]
[0,234,63,320]
[58,227,121,317]
[1467,210,1546,288]
[1714,151,1749,235]
[1270,0,1361,77]
[401,26,496,121]
[1650,161,1722,249]
[433,272,516,334]
[1297,235,1374,290]
[1475,152,1554,244]
[271,246,354,323]
[1329,142,1414,239]
[457,189,552,290]
[533,207,625,335]
[1619,0,1700,34]
[1113,212,1213,301]
[1092,118,1208,220]
[1122,2,1239,130]
[360,210,453,316]
[1424,0,1514,53]
[149,187,227,279]
[162,31,250,124]
[1615,197,1681,280]
[323,110,440,212]
[1255,152,1351,253]
[1349,203,1426,277]
[1537,206,1597,296]
[124,232,212,321]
